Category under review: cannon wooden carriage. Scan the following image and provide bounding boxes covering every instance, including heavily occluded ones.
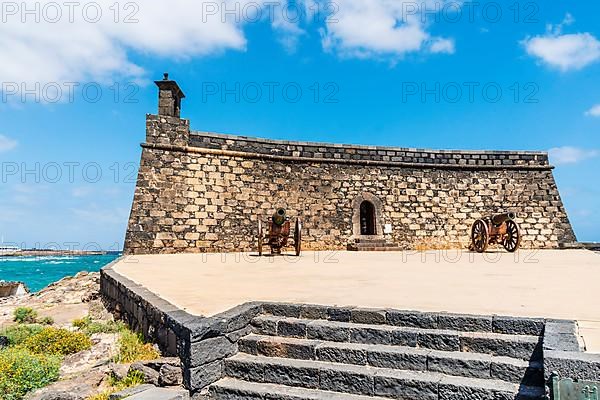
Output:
[257,209,302,256]
[470,212,521,253]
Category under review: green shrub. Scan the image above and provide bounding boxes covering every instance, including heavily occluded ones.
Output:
[39,317,54,326]
[73,316,125,336]
[0,347,61,400]
[13,308,37,324]
[0,325,44,347]
[114,330,160,364]
[23,327,92,356]
[87,370,145,400]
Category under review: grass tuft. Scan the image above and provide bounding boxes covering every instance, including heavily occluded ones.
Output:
[13,308,38,324]
[113,330,160,364]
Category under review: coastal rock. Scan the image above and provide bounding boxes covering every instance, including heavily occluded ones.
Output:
[143,357,181,370]
[130,362,160,385]
[109,362,132,381]
[26,369,107,400]
[159,363,184,386]
[0,272,103,327]
[0,335,8,349]
[109,384,155,399]
[60,333,119,377]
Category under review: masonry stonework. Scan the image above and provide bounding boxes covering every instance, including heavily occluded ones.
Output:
[123,81,575,255]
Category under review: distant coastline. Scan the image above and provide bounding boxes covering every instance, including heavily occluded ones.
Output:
[0,250,121,257]
[0,252,121,292]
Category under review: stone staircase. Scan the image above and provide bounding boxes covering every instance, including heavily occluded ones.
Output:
[205,310,546,400]
[347,238,400,252]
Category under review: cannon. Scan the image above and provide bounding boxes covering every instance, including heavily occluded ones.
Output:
[470,212,521,253]
[257,209,302,256]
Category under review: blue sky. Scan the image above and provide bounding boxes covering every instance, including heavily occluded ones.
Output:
[0,0,599,250]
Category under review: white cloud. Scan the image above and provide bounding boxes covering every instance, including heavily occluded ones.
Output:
[0,134,18,152]
[585,104,600,117]
[0,0,294,101]
[549,146,599,165]
[319,0,457,60]
[522,14,600,71]
[429,38,455,54]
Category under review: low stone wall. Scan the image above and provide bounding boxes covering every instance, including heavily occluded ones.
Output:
[543,320,600,384]
[100,260,262,396]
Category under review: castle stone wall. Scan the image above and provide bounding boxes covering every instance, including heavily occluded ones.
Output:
[123,114,576,254]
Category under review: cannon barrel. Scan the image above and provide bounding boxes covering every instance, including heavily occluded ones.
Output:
[272,208,287,226]
[491,212,516,226]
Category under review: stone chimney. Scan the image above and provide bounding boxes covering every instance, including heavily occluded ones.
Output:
[155,73,185,118]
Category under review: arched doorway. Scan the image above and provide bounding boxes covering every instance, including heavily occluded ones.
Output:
[360,201,376,235]
[352,193,384,239]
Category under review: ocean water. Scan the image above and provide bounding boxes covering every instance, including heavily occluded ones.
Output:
[0,253,120,292]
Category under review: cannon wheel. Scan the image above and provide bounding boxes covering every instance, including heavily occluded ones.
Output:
[294,218,302,257]
[257,220,263,256]
[471,219,489,253]
[502,220,521,253]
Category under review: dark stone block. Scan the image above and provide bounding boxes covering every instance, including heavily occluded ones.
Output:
[223,359,264,382]
[264,363,319,389]
[368,347,427,371]
[251,317,277,336]
[350,308,387,325]
[387,310,438,329]
[374,374,438,400]
[327,307,353,322]
[300,305,328,320]
[317,345,367,365]
[209,384,262,400]
[349,326,393,345]
[392,329,418,347]
[491,360,543,386]
[237,336,259,355]
[257,339,315,360]
[188,336,237,367]
[460,334,541,361]
[319,367,374,395]
[277,320,307,338]
[438,313,492,332]
[262,303,302,318]
[544,350,600,381]
[493,316,544,336]
[186,360,222,391]
[438,382,513,400]
[307,322,350,342]
[418,331,460,351]
[428,353,490,379]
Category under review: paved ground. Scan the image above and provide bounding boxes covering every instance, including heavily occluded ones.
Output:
[113,250,600,353]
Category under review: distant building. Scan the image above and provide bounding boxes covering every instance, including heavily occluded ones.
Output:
[0,281,29,298]
[0,245,21,255]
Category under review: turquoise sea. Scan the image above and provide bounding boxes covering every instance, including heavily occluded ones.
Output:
[0,253,120,292]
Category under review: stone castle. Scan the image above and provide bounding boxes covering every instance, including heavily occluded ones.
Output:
[123,76,576,254]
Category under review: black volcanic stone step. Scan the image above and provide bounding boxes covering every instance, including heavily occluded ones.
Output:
[251,316,542,361]
[259,304,545,336]
[209,378,381,400]
[238,334,543,386]
[221,354,545,400]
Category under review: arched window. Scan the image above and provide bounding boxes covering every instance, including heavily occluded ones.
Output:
[360,201,376,235]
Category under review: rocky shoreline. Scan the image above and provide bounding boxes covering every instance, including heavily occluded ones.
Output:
[0,272,186,400]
